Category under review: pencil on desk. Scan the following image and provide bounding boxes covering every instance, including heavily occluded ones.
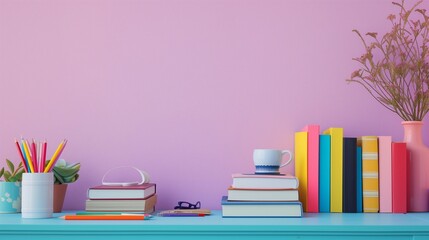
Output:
[60,215,146,220]
[158,213,205,217]
[76,212,145,215]
[163,209,211,215]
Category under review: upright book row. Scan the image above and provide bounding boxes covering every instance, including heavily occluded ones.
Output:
[295,125,408,213]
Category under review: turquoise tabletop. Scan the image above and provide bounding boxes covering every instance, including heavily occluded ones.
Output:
[0,211,429,240]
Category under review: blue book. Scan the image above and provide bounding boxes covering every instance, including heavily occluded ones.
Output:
[221,196,302,217]
[319,134,331,213]
[356,146,363,213]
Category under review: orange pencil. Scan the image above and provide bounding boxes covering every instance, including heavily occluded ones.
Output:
[60,215,146,220]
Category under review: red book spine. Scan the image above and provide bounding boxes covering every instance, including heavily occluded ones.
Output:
[392,142,407,213]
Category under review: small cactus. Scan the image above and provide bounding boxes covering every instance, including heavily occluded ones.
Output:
[51,159,80,184]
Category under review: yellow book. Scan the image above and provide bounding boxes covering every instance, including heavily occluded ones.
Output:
[294,131,308,212]
[323,127,343,213]
[358,136,379,213]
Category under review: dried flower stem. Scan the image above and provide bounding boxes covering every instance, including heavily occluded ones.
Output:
[348,0,429,121]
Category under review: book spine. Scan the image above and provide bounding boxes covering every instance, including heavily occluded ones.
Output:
[295,131,308,212]
[379,136,393,213]
[323,128,343,213]
[319,134,331,213]
[343,137,357,213]
[359,136,379,213]
[356,146,363,213]
[303,125,320,213]
[392,142,407,213]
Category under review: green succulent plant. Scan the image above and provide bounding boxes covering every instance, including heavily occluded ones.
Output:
[0,159,24,182]
[50,159,80,184]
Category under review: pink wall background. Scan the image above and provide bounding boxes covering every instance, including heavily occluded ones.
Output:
[1,0,428,210]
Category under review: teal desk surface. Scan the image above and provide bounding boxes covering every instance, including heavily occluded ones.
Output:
[1,211,429,240]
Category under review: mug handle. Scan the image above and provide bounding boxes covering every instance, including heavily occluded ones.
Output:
[279,150,293,168]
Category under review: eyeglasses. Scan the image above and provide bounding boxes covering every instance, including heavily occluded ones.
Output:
[174,201,201,209]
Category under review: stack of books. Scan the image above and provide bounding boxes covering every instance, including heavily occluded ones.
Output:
[85,183,157,213]
[221,173,302,217]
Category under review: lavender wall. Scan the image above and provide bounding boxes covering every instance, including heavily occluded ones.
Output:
[1,0,428,210]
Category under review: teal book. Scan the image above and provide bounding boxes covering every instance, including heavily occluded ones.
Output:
[356,146,363,213]
[319,134,331,213]
[221,196,302,218]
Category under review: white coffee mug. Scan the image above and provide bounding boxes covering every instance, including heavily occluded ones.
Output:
[253,149,293,174]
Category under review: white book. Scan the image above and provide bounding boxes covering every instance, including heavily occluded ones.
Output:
[221,196,302,217]
[232,173,299,189]
[227,187,299,201]
[87,183,156,199]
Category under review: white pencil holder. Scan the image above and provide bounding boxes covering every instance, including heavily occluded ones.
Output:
[21,173,53,218]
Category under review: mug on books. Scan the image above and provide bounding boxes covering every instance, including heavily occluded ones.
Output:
[253,149,293,174]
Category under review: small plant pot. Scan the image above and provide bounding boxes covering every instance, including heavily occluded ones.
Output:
[0,182,21,213]
[53,184,68,213]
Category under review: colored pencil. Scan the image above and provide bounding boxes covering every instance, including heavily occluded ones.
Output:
[60,215,146,220]
[23,139,35,173]
[160,209,211,215]
[38,141,43,173]
[76,212,146,215]
[158,213,205,217]
[54,139,67,162]
[31,140,38,173]
[41,140,47,172]
[14,140,28,173]
[20,140,29,172]
[44,139,66,173]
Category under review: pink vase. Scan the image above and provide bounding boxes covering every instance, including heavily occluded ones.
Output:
[403,121,429,212]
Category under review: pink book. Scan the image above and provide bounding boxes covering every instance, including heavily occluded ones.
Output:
[379,136,392,213]
[302,124,320,212]
[392,142,407,213]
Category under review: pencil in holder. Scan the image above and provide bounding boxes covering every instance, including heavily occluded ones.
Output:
[21,173,53,218]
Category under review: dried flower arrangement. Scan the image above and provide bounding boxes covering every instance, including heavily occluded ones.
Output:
[348,0,429,121]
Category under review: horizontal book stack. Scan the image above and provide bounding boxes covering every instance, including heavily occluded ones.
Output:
[221,173,302,217]
[85,183,157,213]
[295,124,408,213]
